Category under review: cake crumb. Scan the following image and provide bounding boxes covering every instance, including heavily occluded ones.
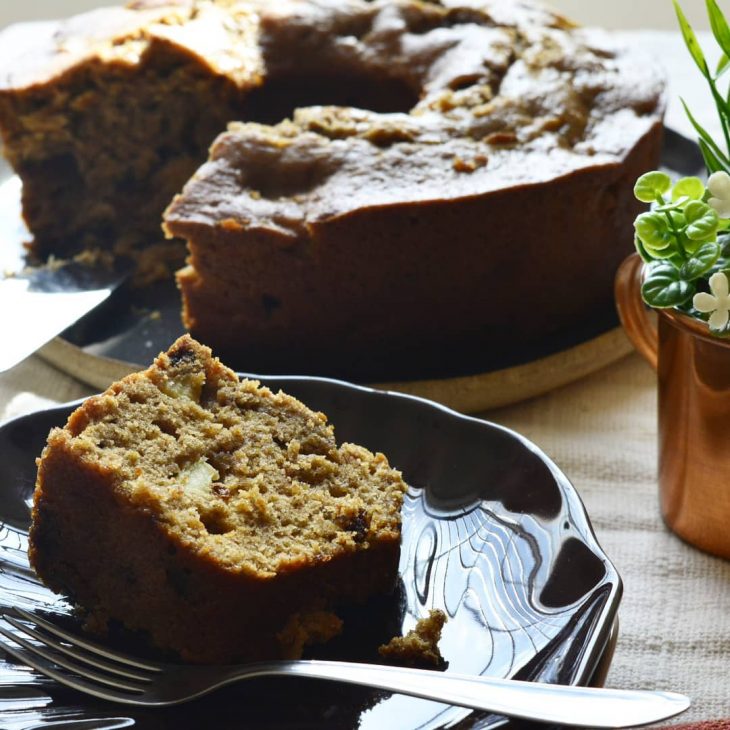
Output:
[378,609,448,668]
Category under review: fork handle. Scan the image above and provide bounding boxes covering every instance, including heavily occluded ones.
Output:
[222,660,689,728]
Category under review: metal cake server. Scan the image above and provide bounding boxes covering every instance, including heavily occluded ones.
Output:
[0,173,130,373]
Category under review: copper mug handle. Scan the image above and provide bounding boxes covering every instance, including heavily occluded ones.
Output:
[614,254,658,370]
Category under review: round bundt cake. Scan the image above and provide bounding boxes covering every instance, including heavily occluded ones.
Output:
[0,0,665,377]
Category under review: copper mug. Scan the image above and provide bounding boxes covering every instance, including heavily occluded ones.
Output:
[615,253,730,559]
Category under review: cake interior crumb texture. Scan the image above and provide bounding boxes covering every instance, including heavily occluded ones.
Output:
[0,1,258,269]
[29,336,408,663]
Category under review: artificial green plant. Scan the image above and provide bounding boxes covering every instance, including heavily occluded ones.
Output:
[632,0,730,334]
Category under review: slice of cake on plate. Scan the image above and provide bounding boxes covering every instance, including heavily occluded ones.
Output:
[29,335,407,663]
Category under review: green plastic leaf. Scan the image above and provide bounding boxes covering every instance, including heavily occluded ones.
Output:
[634,171,671,203]
[682,99,730,167]
[669,210,687,230]
[655,200,686,212]
[712,233,730,272]
[718,231,730,255]
[642,263,696,308]
[634,212,675,255]
[698,138,730,174]
[667,251,687,269]
[685,238,714,254]
[674,1,710,76]
[672,176,706,202]
[707,79,730,132]
[680,241,722,279]
[717,52,730,78]
[707,0,730,62]
[684,200,720,240]
[634,235,654,264]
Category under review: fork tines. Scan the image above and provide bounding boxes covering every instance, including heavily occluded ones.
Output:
[0,607,160,704]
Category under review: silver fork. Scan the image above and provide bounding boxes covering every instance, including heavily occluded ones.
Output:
[0,608,689,727]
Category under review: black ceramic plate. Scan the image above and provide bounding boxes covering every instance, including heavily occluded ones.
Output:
[0,376,620,730]
[0,128,705,383]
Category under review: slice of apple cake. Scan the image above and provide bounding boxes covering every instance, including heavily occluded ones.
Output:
[29,335,407,663]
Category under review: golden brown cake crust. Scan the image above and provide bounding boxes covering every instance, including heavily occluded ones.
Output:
[169,126,662,378]
[29,336,408,663]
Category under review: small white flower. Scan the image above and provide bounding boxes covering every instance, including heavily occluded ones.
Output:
[707,171,730,219]
[694,271,730,331]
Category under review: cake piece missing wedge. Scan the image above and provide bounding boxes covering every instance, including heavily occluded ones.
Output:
[29,336,407,663]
